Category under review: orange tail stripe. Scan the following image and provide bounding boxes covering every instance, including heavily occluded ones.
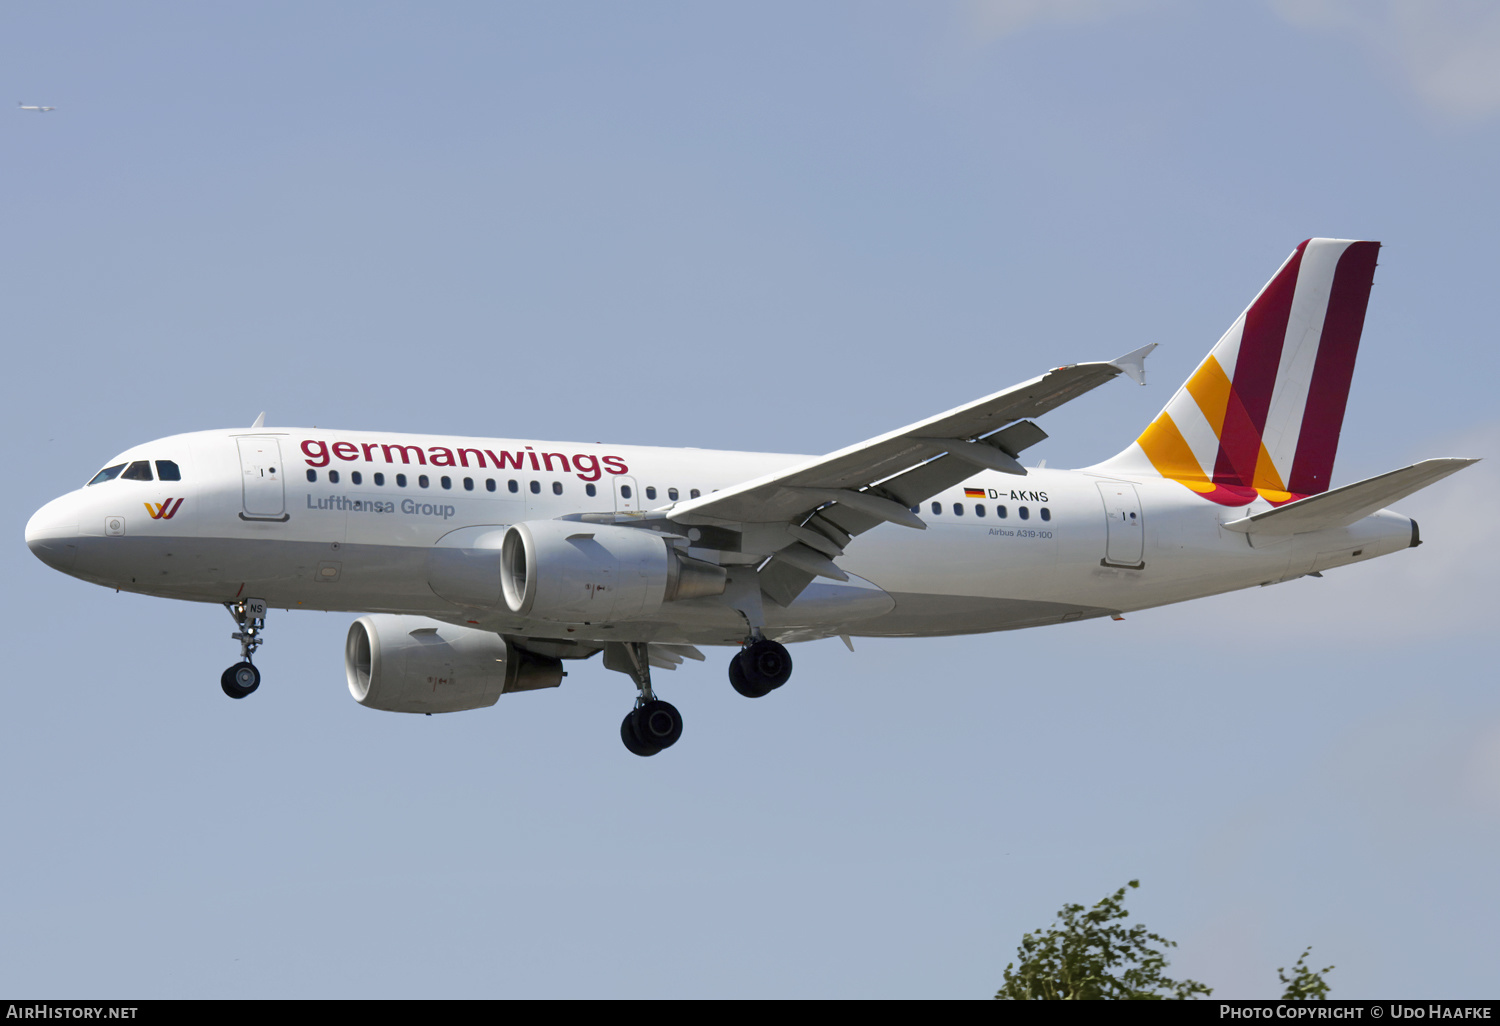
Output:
[1137,413,1212,488]
[1251,440,1288,495]
[1183,355,1233,439]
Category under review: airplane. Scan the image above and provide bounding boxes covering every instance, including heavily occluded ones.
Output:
[17,102,56,112]
[24,239,1479,756]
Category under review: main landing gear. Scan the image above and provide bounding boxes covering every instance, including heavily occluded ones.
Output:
[728,637,793,699]
[606,641,684,758]
[604,635,793,755]
[221,598,267,699]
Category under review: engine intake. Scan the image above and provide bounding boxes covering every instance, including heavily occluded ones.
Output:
[500,520,726,623]
[345,615,563,714]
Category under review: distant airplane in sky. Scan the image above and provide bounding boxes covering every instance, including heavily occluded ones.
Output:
[18,102,56,112]
[24,240,1479,756]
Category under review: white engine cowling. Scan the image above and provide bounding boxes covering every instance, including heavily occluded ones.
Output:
[345,615,563,714]
[500,520,726,623]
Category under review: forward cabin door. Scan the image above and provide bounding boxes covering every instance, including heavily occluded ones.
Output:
[1097,482,1144,568]
[237,437,287,520]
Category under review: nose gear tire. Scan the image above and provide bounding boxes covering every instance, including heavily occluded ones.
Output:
[221,661,261,699]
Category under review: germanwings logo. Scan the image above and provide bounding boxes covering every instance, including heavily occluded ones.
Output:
[144,498,185,520]
[1132,239,1380,507]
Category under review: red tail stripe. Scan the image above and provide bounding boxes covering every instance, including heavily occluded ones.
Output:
[1287,241,1379,495]
[1213,241,1306,487]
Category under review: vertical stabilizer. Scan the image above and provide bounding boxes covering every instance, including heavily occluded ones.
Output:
[1097,238,1380,505]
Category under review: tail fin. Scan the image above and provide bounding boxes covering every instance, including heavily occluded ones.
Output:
[1099,238,1380,505]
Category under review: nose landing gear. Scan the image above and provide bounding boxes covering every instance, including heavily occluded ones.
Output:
[221,598,267,700]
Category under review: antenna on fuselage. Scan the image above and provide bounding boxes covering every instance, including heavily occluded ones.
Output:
[251,412,265,429]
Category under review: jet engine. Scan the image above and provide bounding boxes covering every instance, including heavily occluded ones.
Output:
[345,614,563,714]
[500,520,727,623]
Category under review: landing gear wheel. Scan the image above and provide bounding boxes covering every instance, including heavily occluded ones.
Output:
[634,699,683,749]
[221,661,260,699]
[729,656,773,698]
[621,710,662,757]
[730,639,792,698]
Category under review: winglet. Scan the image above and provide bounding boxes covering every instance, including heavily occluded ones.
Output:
[251,412,265,429]
[1109,343,1157,386]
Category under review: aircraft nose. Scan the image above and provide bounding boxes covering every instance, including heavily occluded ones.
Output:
[26,496,81,571]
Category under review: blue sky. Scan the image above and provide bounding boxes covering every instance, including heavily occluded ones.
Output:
[3,1,1497,998]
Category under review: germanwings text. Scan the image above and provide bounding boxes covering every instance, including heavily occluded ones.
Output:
[300,438,629,483]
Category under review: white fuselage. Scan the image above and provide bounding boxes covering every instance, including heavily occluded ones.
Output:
[25,427,1417,649]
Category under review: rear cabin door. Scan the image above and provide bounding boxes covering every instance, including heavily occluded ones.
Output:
[237,437,287,519]
[1097,482,1144,568]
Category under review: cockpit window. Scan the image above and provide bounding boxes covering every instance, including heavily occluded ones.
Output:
[155,460,182,481]
[121,461,154,481]
[88,463,126,486]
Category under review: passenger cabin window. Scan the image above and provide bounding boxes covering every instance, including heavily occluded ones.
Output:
[530,481,540,494]
[155,460,181,481]
[418,475,430,488]
[121,461,153,481]
[976,504,986,517]
[440,476,451,489]
[396,474,407,487]
[586,484,597,497]
[668,488,679,501]
[306,469,317,483]
[954,503,964,516]
[930,501,941,515]
[486,479,496,492]
[552,482,563,495]
[351,471,362,485]
[374,473,385,486]
[1019,506,1029,520]
[996,505,1007,519]
[508,480,518,493]
[463,477,473,491]
[690,489,700,499]
[1040,507,1051,521]
[646,486,657,500]
[88,464,127,486]
[329,470,340,484]
[621,485,632,499]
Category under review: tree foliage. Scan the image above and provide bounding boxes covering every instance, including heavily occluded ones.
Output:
[995,880,1213,1000]
[1279,947,1335,1000]
[995,881,1338,999]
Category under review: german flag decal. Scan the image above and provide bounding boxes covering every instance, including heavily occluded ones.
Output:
[963,487,985,499]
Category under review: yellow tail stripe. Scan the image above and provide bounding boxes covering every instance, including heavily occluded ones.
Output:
[1137,412,1214,490]
[1252,440,1288,496]
[1183,355,1233,439]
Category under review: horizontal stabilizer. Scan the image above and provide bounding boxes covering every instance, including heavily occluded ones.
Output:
[1221,458,1479,536]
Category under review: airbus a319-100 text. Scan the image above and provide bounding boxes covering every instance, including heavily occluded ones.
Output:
[25,240,1477,755]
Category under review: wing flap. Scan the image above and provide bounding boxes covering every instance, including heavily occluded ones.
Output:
[1221,458,1479,535]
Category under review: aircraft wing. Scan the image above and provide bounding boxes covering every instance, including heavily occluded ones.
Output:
[658,344,1155,603]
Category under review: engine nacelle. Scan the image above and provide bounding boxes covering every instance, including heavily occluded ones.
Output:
[500,520,726,623]
[345,614,563,714]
